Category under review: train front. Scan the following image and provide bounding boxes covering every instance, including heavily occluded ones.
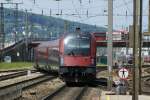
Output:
[59,33,96,83]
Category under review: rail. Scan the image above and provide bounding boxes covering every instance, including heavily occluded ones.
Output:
[75,86,88,100]
[0,70,36,81]
[0,75,57,100]
[42,84,66,100]
[42,85,88,100]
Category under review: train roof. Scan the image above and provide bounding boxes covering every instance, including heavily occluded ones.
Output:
[92,32,106,37]
[61,33,92,40]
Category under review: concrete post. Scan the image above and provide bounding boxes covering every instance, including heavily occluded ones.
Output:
[107,0,113,90]
[132,0,141,99]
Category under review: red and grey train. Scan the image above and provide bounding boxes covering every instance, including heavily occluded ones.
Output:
[35,32,97,83]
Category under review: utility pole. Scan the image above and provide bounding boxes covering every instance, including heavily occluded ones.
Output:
[0,3,4,62]
[42,9,43,15]
[14,3,18,43]
[50,9,52,16]
[132,0,141,99]
[107,0,113,90]
[148,0,150,32]
[25,9,29,61]
[0,3,4,49]
[25,9,29,38]
[138,0,143,95]
[13,3,19,61]
[34,0,36,4]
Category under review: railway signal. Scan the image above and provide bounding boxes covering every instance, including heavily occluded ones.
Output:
[118,68,129,80]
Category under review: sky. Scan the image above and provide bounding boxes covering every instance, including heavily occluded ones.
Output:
[0,0,149,31]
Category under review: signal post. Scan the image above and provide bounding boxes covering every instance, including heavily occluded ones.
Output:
[132,0,142,99]
[107,0,113,90]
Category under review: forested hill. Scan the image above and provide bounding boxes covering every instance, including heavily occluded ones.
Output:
[4,8,107,38]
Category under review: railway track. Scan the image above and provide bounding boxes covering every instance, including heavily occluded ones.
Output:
[141,75,150,95]
[42,85,88,100]
[0,70,36,81]
[0,74,57,100]
[127,68,150,95]
[0,66,106,100]
[144,77,150,86]
[0,69,34,73]
[39,67,106,100]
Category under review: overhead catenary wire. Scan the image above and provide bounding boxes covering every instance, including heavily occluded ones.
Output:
[3,0,148,31]
[20,0,135,16]
[71,0,81,19]
[20,0,147,18]
[122,0,132,14]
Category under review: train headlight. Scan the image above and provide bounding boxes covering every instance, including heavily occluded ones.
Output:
[64,36,73,44]
[91,58,94,64]
[91,58,96,66]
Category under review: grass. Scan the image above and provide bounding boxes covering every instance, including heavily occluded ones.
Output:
[96,63,107,67]
[0,62,33,70]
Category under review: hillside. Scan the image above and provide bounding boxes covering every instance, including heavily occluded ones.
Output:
[4,8,107,39]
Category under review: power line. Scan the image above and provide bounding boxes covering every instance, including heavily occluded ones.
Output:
[122,0,132,14]
[44,13,148,16]
[71,0,81,19]
[114,0,132,10]
[19,0,148,20]
[18,0,147,18]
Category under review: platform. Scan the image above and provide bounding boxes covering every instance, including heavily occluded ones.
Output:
[100,91,150,100]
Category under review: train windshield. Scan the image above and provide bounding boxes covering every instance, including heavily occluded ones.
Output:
[64,35,90,56]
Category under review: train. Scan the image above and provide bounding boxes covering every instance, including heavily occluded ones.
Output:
[35,40,59,71]
[34,31,97,84]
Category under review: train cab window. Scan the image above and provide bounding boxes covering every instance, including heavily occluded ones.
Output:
[64,35,90,56]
